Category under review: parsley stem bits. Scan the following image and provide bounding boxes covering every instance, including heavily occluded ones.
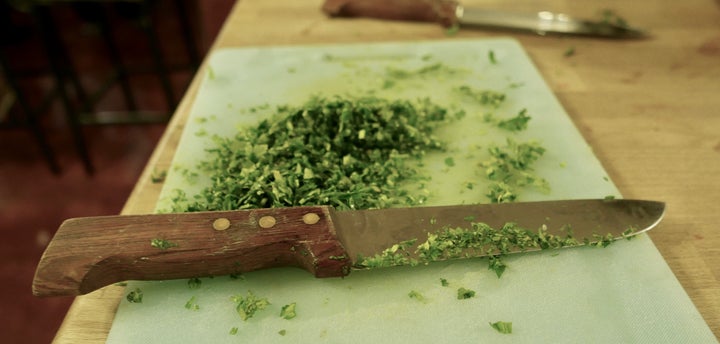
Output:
[212,217,231,231]
[258,216,276,229]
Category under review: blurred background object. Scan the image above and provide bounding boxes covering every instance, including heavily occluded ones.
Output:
[0,1,234,342]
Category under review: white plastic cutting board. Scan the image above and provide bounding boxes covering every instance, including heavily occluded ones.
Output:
[106,39,717,343]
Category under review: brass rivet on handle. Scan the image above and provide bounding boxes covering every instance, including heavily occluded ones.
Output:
[302,213,320,225]
[213,218,231,231]
[258,216,276,228]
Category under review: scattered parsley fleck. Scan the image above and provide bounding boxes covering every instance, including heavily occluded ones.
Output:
[207,65,216,80]
[490,321,513,334]
[599,9,629,28]
[454,85,506,108]
[188,277,202,289]
[457,287,476,299]
[280,303,297,320]
[445,23,460,36]
[488,50,497,64]
[440,278,449,287]
[150,169,167,183]
[604,195,616,200]
[229,327,238,335]
[150,238,177,250]
[496,108,531,132]
[463,215,475,221]
[231,291,270,321]
[408,290,426,302]
[278,329,287,336]
[444,157,455,167]
[564,46,576,57]
[126,288,143,303]
[185,296,200,310]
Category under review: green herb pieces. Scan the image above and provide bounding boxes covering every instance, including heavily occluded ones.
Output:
[359,220,614,278]
[564,46,576,57]
[445,23,460,36]
[440,278,449,287]
[150,169,167,183]
[150,238,177,250]
[231,291,270,321]
[599,9,629,28]
[187,277,202,289]
[169,95,450,212]
[488,50,497,64]
[278,329,287,336]
[490,321,513,334]
[408,290,427,302]
[280,303,297,320]
[356,239,418,268]
[444,157,455,167]
[488,256,507,278]
[229,327,238,335]
[457,287,476,299]
[126,288,143,303]
[454,85,506,108]
[496,109,531,132]
[622,226,638,240]
[481,138,549,203]
[185,296,200,310]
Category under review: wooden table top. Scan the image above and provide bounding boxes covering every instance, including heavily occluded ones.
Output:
[52,0,720,342]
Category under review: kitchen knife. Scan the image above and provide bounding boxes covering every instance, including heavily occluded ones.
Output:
[33,199,664,297]
[322,0,647,38]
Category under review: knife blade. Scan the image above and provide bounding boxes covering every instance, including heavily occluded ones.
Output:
[322,0,647,39]
[33,199,664,297]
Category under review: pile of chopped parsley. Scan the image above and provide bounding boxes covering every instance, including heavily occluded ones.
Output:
[169,95,449,212]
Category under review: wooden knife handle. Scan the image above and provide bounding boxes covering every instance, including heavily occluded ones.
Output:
[322,0,460,27]
[32,206,351,297]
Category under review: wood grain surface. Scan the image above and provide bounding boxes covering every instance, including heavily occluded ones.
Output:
[52,0,720,342]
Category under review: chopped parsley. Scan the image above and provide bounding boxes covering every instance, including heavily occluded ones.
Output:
[280,303,297,320]
[231,291,270,321]
[564,46,576,57]
[490,321,513,334]
[481,138,549,203]
[408,290,427,302]
[440,278,449,287]
[488,50,497,64]
[454,85,506,108]
[126,288,143,303]
[278,329,287,336]
[187,277,202,289]
[167,95,450,212]
[185,296,200,310]
[496,109,531,131]
[150,238,177,250]
[457,287,476,299]
[229,327,238,335]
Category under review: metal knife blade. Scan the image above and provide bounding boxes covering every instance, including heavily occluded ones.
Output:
[457,7,647,38]
[33,199,664,297]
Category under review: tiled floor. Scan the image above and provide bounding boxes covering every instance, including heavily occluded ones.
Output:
[0,1,232,342]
